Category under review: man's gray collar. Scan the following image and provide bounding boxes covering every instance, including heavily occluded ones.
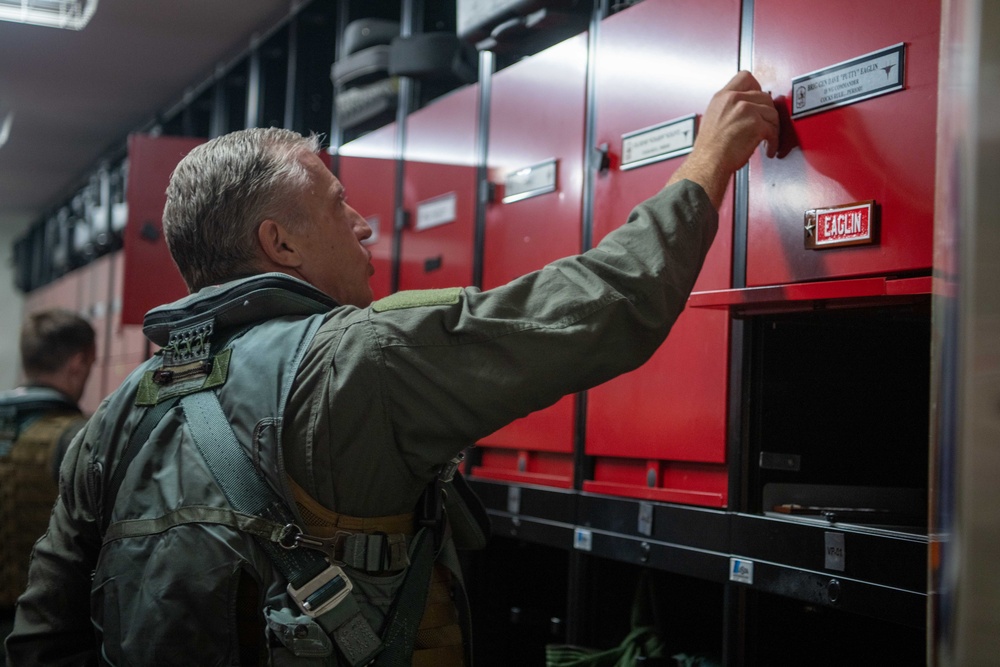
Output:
[143,273,338,347]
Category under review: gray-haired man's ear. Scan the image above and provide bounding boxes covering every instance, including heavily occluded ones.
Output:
[257,218,304,271]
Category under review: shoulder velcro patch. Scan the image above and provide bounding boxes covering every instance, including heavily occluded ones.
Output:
[372,287,462,312]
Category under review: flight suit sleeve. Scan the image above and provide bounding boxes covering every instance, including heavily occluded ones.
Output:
[5,418,102,666]
[370,179,718,478]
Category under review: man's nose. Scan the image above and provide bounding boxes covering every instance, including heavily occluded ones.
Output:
[353,209,372,241]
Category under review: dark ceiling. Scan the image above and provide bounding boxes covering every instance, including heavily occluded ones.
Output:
[0,0,293,234]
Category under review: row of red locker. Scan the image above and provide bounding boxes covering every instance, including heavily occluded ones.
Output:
[337,0,938,505]
[110,0,940,507]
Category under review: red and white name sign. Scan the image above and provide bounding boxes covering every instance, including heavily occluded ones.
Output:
[804,200,877,249]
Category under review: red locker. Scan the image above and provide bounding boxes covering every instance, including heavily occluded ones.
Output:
[121,134,205,325]
[470,34,589,489]
[81,257,110,407]
[400,85,479,291]
[583,0,740,507]
[337,123,398,301]
[106,251,151,402]
[746,0,940,286]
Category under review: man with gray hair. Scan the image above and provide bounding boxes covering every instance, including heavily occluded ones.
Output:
[7,71,778,665]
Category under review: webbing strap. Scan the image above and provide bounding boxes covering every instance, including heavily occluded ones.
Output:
[102,396,180,531]
[179,390,382,666]
[374,527,437,666]
[103,505,287,545]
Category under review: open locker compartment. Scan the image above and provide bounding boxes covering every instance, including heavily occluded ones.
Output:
[464,537,572,666]
[572,557,725,665]
[741,588,925,665]
[743,297,931,532]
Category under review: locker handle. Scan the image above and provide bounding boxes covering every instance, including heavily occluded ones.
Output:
[424,256,443,273]
[594,143,611,173]
[480,180,498,204]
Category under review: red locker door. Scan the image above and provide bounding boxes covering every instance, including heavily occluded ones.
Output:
[337,123,398,301]
[400,85,478,291]
[122,134,205,325]
[583,0,740,507]
[746,0,940,285]
[107,251,152,399]
[471,34,588,489]
[81,257,110,407]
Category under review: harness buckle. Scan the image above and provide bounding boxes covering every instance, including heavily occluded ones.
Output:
[438,451,465,483]
[286,563,354,618]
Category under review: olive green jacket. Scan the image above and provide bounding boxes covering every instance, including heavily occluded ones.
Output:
[282,180,718,516]
[5,180,717,665]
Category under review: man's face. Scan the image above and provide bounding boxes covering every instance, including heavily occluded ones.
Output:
[286,152,374,307]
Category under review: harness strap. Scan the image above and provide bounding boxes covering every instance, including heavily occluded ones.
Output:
[102,396,180,531]
[103,505,288,544]
[374,525,439,666]
[291,480,465,664]
[180,389,383,666]
[290,478,414,573]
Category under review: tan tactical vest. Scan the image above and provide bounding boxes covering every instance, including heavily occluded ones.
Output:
[0,412,84,608]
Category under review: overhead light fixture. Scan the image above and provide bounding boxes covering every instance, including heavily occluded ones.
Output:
[0,0,98,31]
[0,112,13,149]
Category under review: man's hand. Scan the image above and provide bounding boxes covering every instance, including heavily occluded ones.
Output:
[668,71,780,209]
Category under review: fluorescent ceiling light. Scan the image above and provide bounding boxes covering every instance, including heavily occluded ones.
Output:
[0,0,98,30]
[0,113,12,149]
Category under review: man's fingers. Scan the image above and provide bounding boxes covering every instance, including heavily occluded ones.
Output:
[758,98,781,158]
[730,90,780,159]
[722,70,763,93]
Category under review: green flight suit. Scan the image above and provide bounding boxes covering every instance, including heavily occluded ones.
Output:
[5,179,717,665]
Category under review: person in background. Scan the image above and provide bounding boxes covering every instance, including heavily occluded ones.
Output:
[6,71,778,665]
[0,309,95,659]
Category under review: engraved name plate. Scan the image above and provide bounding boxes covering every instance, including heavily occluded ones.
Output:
[804,200,877,249]
[621,114,696,170]
[415,192,457,231]
[503,159,558,204]
[792,43,905,118]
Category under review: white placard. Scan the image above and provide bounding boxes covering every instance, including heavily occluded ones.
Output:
[503,159,558,204]
[730,557,754,585]
[792,43,905,118]
[621,115,696,170]
[415,193,457,231]
[825,532,846,571]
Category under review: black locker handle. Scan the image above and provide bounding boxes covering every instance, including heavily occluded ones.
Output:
[594,143,611,173]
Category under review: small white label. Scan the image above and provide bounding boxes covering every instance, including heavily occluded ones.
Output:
[415,193,457,231]
[506,486,521,515]
[825,532,846,571]
[638,502,654,537]
[621,115,696,170]
[730,557,754,584]
[792,43,905,118]
[574,528,593,551]
[503,159,558,204]
[362,215,380,245]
